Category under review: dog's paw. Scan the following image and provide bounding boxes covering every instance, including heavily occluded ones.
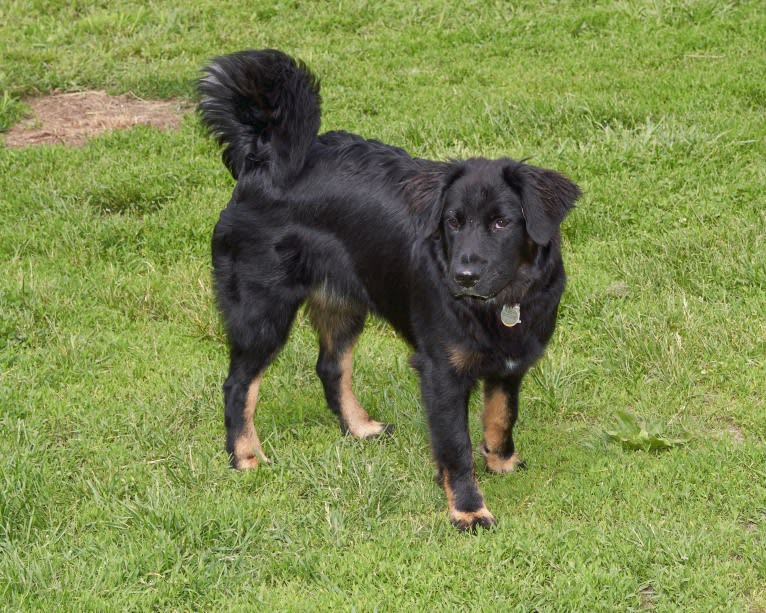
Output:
[230,451,271,470]
[480,445,526,474]
[375,423,395,437]
[450,507,497,532]
[347,419,394,439]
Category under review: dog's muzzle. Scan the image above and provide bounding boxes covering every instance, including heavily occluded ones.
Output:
[454,269,481,289]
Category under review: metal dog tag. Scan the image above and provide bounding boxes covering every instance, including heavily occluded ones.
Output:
[500,304,521,328]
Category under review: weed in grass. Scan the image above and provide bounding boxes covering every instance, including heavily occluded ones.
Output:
[602,410,690,452]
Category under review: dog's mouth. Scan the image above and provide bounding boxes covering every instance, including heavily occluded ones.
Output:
[453,279,526,306]
[453,289,497,301]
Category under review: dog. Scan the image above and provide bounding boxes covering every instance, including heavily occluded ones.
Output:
[198,49,580,530]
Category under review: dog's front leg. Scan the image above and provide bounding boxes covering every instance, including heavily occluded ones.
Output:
[480,375,527,473]
[418,357,496,531]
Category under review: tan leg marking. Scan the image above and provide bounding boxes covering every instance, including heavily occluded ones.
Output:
[233,374,269,470]
[338,349,388,438]
[442,469,496,531]
[306,286,359,355]
[306,290,389,438]
[481,386,522,473]
[482,386,509,452]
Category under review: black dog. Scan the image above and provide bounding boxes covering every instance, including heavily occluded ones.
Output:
[198,49,579,530]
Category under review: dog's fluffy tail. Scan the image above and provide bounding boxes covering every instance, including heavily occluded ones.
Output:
[198,49,321,183]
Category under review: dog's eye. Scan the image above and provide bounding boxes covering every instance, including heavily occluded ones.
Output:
[493,218,511,230]
[445,217,461,230]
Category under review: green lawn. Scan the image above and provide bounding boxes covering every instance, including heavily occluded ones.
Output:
[1,1,765,610]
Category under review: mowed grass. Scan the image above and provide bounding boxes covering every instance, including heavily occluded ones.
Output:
[1,0,765,610]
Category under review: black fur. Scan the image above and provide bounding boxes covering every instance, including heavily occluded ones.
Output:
[198,49,580,530]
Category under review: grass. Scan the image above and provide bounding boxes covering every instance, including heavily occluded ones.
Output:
[1,0,765,610]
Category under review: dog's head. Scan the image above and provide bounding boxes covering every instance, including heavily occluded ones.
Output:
[409,158,580,301]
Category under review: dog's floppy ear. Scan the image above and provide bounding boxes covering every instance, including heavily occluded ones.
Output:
[407,164,464,239]
[503,162,580,245]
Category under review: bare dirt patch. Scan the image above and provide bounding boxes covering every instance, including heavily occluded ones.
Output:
[639,584,657,610]
[4,90,187,147]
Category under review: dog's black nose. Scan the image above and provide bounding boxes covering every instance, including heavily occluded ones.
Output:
[455,270,480,288]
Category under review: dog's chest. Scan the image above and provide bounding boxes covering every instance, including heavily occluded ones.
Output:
[448,318,540,378]
[488,338,533,376]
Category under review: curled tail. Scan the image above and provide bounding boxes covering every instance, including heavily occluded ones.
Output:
[198,49,321,183]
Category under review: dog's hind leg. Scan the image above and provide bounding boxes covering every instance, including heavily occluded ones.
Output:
[222,301,302,470]
[307,291,393,438]
[224,359,267,470]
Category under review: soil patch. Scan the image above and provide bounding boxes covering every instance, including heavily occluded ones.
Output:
[5,90,187,147]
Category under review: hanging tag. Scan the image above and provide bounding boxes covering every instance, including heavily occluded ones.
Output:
[500,304,521,328]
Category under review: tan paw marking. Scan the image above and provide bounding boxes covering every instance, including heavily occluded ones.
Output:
[450,506,497,531]
[338,350,391,438]
[482,448,524,474]
[232,375,270,469]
